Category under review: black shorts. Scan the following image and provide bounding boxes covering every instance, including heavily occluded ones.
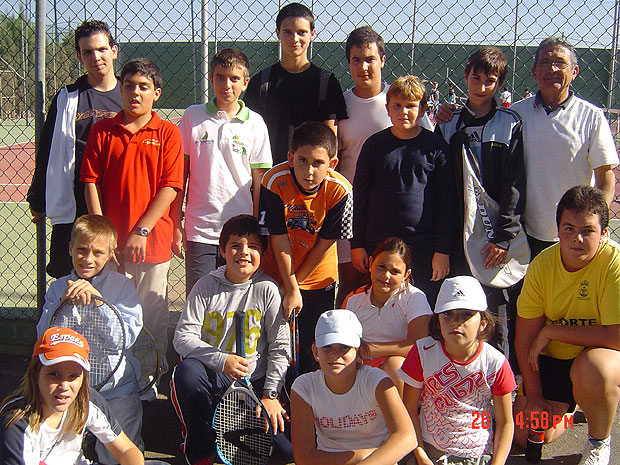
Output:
[537,355,576,411]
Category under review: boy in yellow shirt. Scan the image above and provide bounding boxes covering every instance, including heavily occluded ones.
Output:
[515,185,620,464]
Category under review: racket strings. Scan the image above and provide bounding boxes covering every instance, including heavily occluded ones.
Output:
[214,387,272,465]
[130,329,160,392]
[51,301,125,388]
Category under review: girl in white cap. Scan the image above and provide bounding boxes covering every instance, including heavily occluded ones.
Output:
[399,276,516,465]
[343,237,432,396]
[291,309,415,465]
[0,327,144,465]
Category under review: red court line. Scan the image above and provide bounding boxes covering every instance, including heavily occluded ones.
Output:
[0,115,181,203]
[0,142,34,203]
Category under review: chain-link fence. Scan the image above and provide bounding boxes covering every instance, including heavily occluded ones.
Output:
[1,0,620,345]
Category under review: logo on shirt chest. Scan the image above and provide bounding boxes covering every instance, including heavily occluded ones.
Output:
[143,138,161,146]
[231,135,248,156]
[286,214,317,234]
[425,364,488,406]
[468,131,481,144]
[578,280,590,300]
[285,204,321,235]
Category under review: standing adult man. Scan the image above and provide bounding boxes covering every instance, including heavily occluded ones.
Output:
[510,37,618,258]
[437,37,618,259]
[27,20,122,277]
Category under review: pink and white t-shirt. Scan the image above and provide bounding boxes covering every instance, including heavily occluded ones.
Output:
[292,365,389,452]
[398,336,516,457]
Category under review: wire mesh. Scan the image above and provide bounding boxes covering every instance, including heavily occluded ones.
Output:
[0,0,619,322]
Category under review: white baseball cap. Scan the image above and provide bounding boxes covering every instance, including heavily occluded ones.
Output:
[435,276,488,314]
[315,310,363,348]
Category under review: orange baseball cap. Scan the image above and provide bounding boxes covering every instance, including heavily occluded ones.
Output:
[33,327,90,372]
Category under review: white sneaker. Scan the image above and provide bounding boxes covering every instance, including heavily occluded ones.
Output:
[578,437,611,465]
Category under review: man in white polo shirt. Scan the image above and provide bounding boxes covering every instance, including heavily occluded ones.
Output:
[510,37,618,258]
[436,37,618,260]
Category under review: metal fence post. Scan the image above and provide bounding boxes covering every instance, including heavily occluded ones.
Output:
[35,0,46,313]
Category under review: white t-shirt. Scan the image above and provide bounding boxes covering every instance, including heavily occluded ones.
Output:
[292,365,389,452]
[343,283,432,343]
[398,337,516,458]
[511,94,618,241]
[1,390,121,465]
[500,90,512,105]
[337,84,393,183]
[179,100,272,244]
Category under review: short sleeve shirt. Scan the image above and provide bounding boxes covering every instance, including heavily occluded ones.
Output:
[244,63,348,164]
[517,239,620,359]
[399,337,516,458]
[258,162,353,289]
[343,283,432,343]
[80,111,184,263]
[292,365,389,452]
[511,94,618,241]
[0,389,121,465]
[179,100,272,244]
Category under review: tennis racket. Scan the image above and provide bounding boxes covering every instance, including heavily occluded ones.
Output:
[212,309,273,465]
[130,327,161,395]
[289,311,299,378]
[49,295,126,390]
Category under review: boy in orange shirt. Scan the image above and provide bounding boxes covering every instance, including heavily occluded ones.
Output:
[81,58,184,398]
[258,122,353,373]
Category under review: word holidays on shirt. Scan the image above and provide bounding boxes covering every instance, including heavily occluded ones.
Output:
[316,409,378,429]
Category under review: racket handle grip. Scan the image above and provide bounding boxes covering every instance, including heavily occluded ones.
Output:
[235,309,246,358]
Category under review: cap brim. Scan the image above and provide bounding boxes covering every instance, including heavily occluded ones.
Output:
[38,353,90,372]
[315,333,360,348]
[435,301,487,314]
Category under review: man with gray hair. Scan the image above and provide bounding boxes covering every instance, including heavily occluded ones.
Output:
[510,37,618,258]
[436,37,618,259]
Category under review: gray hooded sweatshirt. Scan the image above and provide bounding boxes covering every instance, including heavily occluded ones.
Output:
[173,266,289,392]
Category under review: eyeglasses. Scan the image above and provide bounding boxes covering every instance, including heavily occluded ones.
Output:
[538,61,571,70]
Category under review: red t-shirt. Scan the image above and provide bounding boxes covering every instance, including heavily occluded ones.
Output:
[81,111,184,263]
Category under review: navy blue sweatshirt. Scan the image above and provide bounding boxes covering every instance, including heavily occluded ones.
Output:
[351,127,457,255]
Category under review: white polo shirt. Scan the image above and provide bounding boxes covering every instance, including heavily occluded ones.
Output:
[511,93,618,242]
[343,282,432,343]
[179,100,272,244]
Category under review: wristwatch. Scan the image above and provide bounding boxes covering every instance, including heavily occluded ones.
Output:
[263,389,278,400]
[134,226,150,237]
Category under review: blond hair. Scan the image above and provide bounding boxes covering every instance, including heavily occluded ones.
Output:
[1,358,90,434]
[386,75,428,108]
[71,214,118,252]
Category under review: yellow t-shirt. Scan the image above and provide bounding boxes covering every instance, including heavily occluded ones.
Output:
[517,239,620,359]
